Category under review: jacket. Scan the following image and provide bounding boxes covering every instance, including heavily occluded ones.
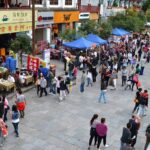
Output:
[120,127,131,144]
[96,123,108,137]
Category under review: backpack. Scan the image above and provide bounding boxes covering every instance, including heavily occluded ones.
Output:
[12,111,19,120]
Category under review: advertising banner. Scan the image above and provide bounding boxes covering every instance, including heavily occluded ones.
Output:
[27,55,39,72]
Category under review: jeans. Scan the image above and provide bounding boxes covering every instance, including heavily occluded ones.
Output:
[49,83,56,94]
[59,90,66,101]
[0,130,4,144]
[12,122,19,136]
[99,90,106,103]
[87,78,92,87]
[80,82,85,93]
[137,105,145,116]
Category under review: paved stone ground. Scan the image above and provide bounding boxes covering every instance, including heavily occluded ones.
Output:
[2,60,150,150]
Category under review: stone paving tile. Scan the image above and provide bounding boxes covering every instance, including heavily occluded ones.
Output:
[3,62,150,150]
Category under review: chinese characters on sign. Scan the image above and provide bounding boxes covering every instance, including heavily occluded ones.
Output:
[0,10,37,34]
[0,23,32,34]
[27,56,39,72]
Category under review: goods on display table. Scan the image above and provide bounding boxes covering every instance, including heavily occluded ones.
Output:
[24,75,33,85]
[0,79,15,91]
[0,67,8,78]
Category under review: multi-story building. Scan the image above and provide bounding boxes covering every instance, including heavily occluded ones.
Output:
[78,0,100,22]
[0,0,79,52]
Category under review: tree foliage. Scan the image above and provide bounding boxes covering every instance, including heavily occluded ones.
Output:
[142,0,150,12]
[108,9,145,32]
[146,9,150,22]
[10,35,31,54]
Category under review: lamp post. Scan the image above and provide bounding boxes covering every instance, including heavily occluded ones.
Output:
[32,0,35,56]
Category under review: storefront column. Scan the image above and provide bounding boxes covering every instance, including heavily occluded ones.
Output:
[43,28,51,44]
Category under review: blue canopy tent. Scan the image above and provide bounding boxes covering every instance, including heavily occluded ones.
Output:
[112,28,130,36]
[86,34,107,45]
[63,37,96,49]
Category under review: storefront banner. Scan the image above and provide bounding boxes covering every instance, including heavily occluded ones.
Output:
[0,22,33,34]
[43,49,50,68]
[27,55,39,72]
[54,11,79,23]
[0,10,37,24]
[37,11,54,26]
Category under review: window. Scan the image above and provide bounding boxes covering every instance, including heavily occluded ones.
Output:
[50,0,58,5]
[35,0,42,4]
[65,0,72,5]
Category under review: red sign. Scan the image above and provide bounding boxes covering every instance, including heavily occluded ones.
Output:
[27,55,39,72]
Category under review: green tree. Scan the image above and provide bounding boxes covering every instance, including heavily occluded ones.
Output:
[78,20,98,35]
[146,9,150,22]
[10,35,31,54]
[98,22,112,39]
[60,29,77,41]
[142,0,150,12]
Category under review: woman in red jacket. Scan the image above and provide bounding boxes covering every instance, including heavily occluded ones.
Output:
[96,118,109,150]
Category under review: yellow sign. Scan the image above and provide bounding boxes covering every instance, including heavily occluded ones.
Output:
[0,10,37,24]
[90,13,99,20]
[0,22,33,34]
[54,11,79,23]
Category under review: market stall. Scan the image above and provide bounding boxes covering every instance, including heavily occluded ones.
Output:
[0,79,15,92]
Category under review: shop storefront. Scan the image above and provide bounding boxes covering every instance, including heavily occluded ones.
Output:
[53,11,79,38]
[35,11,54,53]
[0,10,37,34]
[90,13,99,21]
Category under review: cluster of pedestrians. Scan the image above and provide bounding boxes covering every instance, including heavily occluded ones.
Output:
[0,88,26,146]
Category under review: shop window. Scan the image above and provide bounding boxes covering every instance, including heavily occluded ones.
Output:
[50,0,58,5]
[65,0,72,5]
[35,0,42,4]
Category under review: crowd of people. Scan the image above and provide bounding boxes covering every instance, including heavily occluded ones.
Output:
[0,33,150,149]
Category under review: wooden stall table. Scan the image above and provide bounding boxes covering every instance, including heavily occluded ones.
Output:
[24,75,33,85]
[0,79,15,92]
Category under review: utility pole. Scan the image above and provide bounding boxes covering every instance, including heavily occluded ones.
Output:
[32,0,35,56]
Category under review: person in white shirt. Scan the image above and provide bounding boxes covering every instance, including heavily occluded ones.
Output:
[7,75,15,83]
[86,70,93,87]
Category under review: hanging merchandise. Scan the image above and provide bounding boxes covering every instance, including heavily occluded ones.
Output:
[22,54,28,69]
[27,55,39,72]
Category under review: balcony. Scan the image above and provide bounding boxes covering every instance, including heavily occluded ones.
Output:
[79,5,100,13]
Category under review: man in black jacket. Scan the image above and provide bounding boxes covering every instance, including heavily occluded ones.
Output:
[120,123,132,150]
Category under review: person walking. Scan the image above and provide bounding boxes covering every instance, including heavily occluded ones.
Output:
[0,97,4,119]
[88,114,99,150]
[129,115,139,148]
[15,88,26,118]
[59,77,67,101]
[132,73,139,91]
[35,77,41,96]
[0,118,5,147]
[132,88,142,114]
[86,70,93,87]
[98,80,107,103]
[144,124,150,150]
[80,71,86,93]
[137,90,148,117]
[120,123,132,150]
[122,66,128,86]
[39,75,47,97]
[111,69,118,90]
[96,118,108,150]
[2,95,9,122]
[11,105,20,137]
